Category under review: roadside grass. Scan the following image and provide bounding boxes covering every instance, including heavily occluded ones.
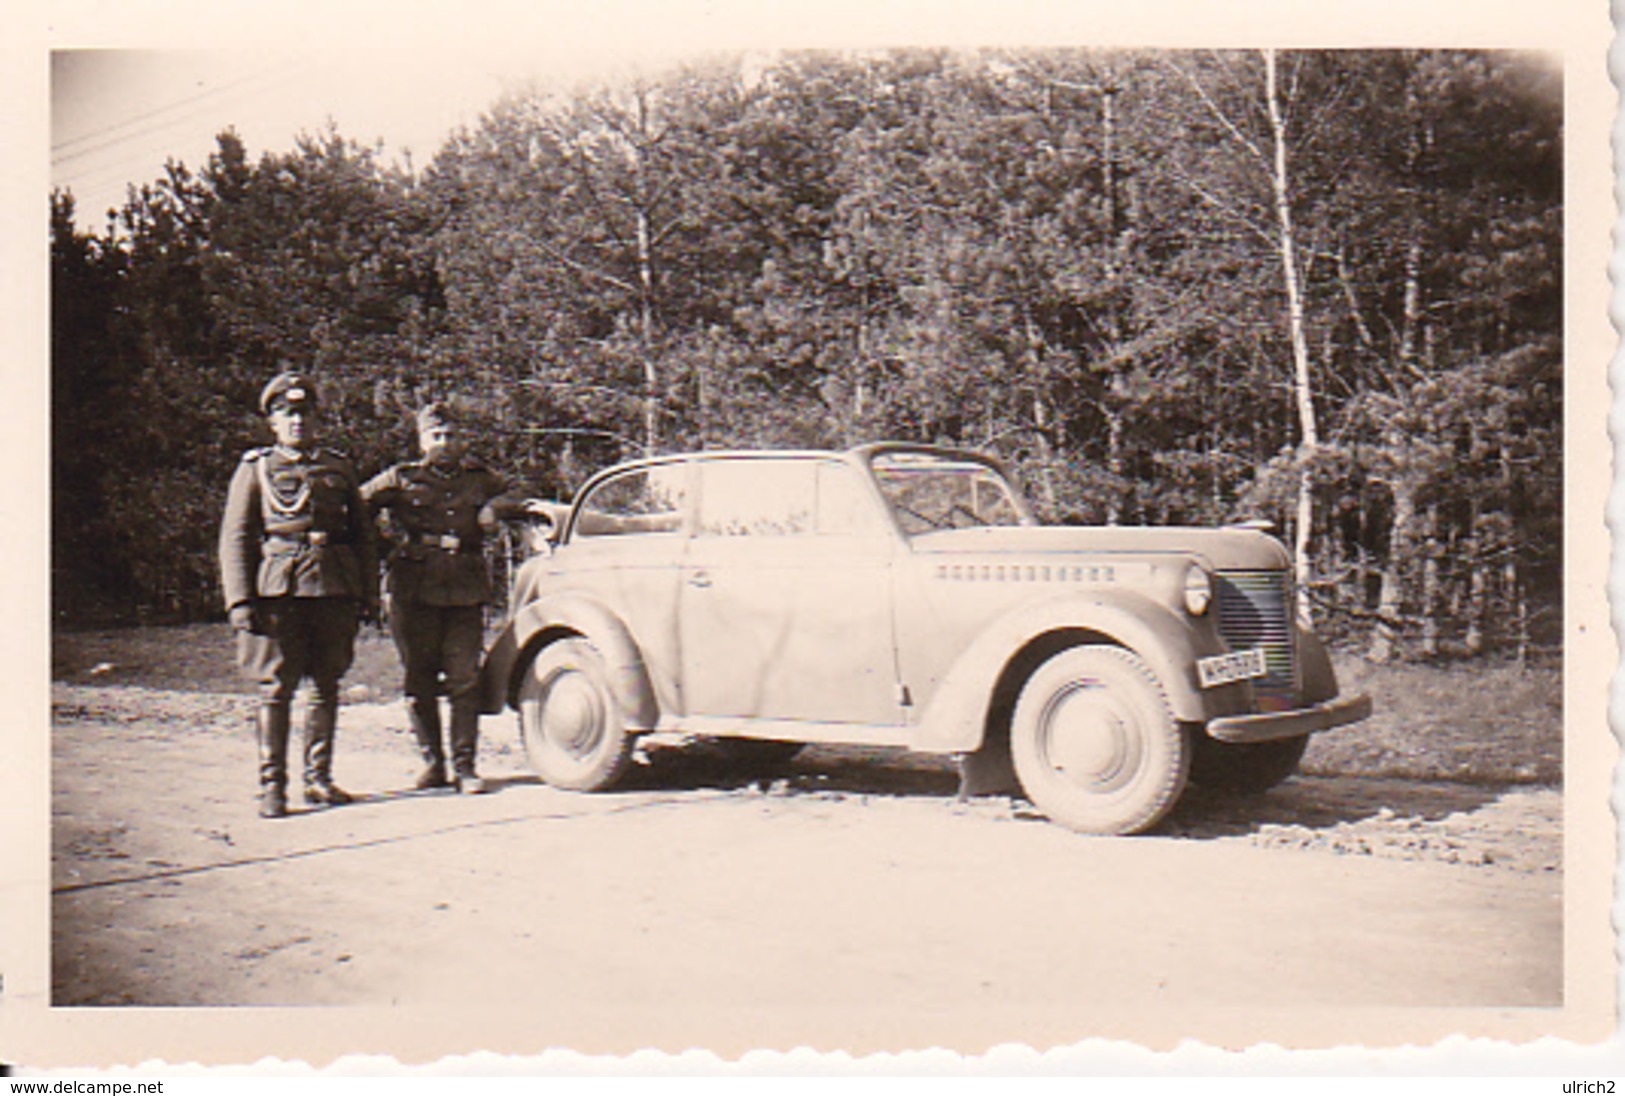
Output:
[1301,656,1561,785]
[51,624,1562,786]
[52,622,405,700]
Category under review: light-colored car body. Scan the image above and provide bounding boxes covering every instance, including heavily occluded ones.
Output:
[481,443,1371,833]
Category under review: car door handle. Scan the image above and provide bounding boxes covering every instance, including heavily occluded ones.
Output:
[688,570,712,589]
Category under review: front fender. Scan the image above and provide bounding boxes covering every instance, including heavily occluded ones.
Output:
[479,592,660,730]
[911,589,1245,753]
[479,620,522,715]
[1296,622,1340,703]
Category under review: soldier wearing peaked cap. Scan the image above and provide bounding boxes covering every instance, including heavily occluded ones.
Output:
[219,372,379,819]
[362,401,541,795]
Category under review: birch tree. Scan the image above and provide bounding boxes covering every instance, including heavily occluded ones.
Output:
[1168,50,1324,618]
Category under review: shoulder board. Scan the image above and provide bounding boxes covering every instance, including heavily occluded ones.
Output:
[240,447,270,463]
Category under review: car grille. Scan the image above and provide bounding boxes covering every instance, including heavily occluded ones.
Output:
[1215,570,1297,709]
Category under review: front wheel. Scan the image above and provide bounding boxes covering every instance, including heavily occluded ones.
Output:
[1009,645,1188,835]
[517,638,635,791]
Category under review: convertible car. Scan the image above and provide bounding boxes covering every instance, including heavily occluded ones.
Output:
[480,443,1371,834]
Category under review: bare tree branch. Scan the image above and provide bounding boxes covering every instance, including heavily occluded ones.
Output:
[1166,54,1270,169]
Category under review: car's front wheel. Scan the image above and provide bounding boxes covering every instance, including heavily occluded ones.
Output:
[1009,645,1189,835]
[517,637,634,791]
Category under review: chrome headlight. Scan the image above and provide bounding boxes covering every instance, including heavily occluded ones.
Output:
[1183,563,1213,616]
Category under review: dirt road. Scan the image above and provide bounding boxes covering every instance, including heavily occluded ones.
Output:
[48,684,1562,1053]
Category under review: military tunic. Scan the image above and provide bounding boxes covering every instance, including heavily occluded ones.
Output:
[219,445,379,701]
[360,458,524,607]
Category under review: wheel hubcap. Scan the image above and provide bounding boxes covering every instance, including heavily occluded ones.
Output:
[540,671,603,757]
[1041,681,1142,791]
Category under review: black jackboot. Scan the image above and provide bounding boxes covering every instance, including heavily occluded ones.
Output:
[409,695,450,790]
[303,699,353,806]
[256,704,291,819]
[449,698,487,795]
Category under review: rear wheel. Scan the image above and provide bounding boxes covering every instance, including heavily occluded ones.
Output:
[517,638,635,791]
[1189,732,1309,794]
[1009,645,1188,835]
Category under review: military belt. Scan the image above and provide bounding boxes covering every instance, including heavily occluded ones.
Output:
[410,532,476,553]
[265,531,345,549]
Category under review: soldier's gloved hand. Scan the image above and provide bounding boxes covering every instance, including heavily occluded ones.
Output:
[229,604,259,634]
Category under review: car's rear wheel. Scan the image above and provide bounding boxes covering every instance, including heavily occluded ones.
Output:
[1189,732,1309,794]
[1009,645,1188,835]
[518,638,634,791]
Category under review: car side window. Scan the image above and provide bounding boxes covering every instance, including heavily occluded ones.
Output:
[871,453,1026,533]
[696,460,815,537]
[572,465,688,538]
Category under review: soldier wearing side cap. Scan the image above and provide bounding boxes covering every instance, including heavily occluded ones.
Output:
[361,402,540,795]
[219,372,379,819]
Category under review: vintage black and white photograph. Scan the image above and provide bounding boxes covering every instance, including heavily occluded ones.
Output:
[8,0,1617,1075]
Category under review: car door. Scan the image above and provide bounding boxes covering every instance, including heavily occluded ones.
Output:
[679,456,903,726]
[557,460,691,709]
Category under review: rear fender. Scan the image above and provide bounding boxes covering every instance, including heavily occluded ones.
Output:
[481,592,659,730]
[912,589,1244,753]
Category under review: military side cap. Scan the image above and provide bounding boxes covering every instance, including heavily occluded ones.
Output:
[260,372,319,414]
[416,401,459,431]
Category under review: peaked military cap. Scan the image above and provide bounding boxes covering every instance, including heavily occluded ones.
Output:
[260,372,319,415]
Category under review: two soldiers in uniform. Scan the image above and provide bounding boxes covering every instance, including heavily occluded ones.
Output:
[219,373,533,818]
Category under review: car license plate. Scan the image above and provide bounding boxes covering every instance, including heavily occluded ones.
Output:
[1197,647,1268,689]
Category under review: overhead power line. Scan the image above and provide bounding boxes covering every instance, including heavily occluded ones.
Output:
[51,61,309,168]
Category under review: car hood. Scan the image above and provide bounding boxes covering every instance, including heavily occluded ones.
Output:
[908,524,1292,571]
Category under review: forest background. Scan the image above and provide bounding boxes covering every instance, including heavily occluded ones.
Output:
[49,47,1562,665]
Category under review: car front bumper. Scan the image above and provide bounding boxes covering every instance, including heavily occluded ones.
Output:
[1205,693,1374,744]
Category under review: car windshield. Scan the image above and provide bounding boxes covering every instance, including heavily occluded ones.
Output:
[869,452,1027,535]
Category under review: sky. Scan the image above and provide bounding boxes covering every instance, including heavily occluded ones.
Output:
[51,49,596,225]
[43,2,1055,227]
[44,1,900,226]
